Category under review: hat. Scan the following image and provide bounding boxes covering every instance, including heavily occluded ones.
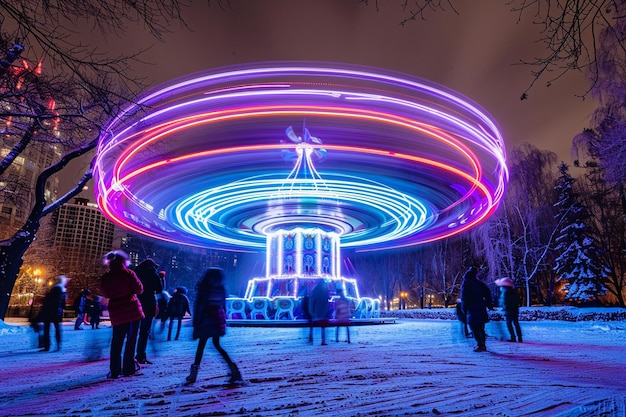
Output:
[495,278,515,287]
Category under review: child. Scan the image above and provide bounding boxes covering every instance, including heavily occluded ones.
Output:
[186,268,243,385]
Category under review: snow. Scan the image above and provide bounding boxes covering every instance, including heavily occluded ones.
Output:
[1,310,625,417]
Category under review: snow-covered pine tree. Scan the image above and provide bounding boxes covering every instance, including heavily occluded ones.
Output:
[553,163,608,303]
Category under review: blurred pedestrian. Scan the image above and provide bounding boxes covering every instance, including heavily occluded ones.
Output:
[73,289,91,330]
[166,286,191,341]
[460,266,493,352]
[334,288,351,343]
[134,258,162,365]
[495,278,523,343]
[308,279,330,346]
[100,250,145,379]
[455,298,471,338]
[186,268,242,385]
[36,275,70,352]
[86,294,102,329]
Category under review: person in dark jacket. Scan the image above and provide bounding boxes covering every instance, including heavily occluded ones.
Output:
[36,275,70,351]
[496,278,523,343]
[460,266,493,352]
[86,294,102,329]
[74,289,91,330]
[185,268,242,385]
[133,258,162,365]
[166,286,191,341]
[100,250,145,379]
[308,279,330,346]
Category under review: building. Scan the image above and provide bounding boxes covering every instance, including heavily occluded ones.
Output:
[51,197,115,291]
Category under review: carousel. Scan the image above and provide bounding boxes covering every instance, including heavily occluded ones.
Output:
[92,62,508,322]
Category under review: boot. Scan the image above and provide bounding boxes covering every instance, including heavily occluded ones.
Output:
[186,364,199,384]
[228,363,242,384]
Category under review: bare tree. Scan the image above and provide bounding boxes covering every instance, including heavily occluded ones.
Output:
[388,0,624,97]
[0,1,201,320]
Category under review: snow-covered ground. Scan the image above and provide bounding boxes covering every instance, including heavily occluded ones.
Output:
[1,311,625,417]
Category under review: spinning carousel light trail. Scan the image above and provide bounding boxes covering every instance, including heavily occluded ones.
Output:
[93,62,508,252]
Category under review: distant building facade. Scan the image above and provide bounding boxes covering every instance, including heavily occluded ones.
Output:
[51,197,115,291]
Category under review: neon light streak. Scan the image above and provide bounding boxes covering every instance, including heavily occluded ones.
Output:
[93,63,508,252]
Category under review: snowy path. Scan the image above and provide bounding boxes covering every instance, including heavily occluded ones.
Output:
[0,318,624,416]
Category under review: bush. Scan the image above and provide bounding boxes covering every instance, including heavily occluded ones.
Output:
[380,306,626,321]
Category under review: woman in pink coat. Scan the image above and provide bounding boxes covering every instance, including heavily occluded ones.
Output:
[100,250,144,379]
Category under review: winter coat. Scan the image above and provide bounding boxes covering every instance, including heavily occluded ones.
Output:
[37,285,67,323]
[85,297,102,318]
[134,259,163,318]
[156,291,171,321]
[101,262,145,326]
[334,296,351,324]
[308,280,330,322]
[73,292,88,314]
[167,291,191,319]
[499,286,520,317]
[192,269,227,340]
[460,270,493,326]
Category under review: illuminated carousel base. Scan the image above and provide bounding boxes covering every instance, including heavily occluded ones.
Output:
[226,317,396,328]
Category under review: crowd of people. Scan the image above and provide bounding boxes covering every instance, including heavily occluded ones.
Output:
[29,250,244,386]
[29,254,523,384]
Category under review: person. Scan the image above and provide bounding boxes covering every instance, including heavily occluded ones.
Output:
[455,298,471,338]
[36,275,70,351]
[300,288,313,342]
[166,286,191,341]
[86,294,102,329]
[495,278,523,343]
[186,268,242,385]
[73,289,91,330]
[133,258,163,365]
[100,250,145,379]
[333,288,351,343]
[460,266,493,352]
[308,279,330,346]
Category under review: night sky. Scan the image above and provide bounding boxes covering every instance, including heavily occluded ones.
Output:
[62,0,597,194]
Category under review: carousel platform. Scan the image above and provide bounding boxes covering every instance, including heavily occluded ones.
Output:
[227,317,396,328]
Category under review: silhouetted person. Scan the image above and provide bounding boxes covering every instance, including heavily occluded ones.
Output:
[460,266,493,352]
[334,288,351,343]
[74,289,90,330]
[86,294,102,329]
[37,275,70,351]
[134,258,162,364]
[496,278,523,343]
[186,268,242,385]
[166,286,191,341]
[308,279,330,346]
[100,250,145,378]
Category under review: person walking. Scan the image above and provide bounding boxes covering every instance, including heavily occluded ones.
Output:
[133,258,162,365]
[460,266,493,352]
[495,278,523,343]
[185,268,242,385]
[308,279,330,346]
[100,250,145,379]
[333,288,351,343]
[73,289,91,330]
[36,275,70,352]
[166,286,191,341]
